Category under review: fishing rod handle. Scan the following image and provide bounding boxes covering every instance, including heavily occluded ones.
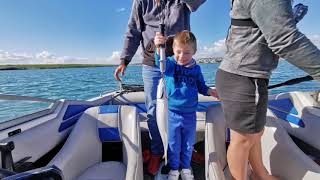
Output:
[159,23,166,73]
[160,23,165,48]
[160,23,165,35]
[159,47,166,73]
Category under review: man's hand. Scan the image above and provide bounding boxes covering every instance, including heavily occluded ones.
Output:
[154,32,167,47]
[154,32,167,54]
[155,0,161,5]
[114,64,127,81]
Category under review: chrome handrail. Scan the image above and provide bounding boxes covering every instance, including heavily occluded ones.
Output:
[0,94,56,103]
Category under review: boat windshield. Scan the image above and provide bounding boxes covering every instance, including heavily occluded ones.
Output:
[0,94,56,126]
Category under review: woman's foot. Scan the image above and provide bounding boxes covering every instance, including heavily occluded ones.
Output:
[250,173,281,180]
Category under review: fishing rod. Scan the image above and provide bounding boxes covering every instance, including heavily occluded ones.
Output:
[268,75,313,89]
[158,0,166,76]
[206,75,314,90]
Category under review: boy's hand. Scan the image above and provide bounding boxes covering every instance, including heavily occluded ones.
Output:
[154,32,167,47]
[208,88,219,100]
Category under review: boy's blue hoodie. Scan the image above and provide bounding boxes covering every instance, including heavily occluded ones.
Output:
[155,54,209,113]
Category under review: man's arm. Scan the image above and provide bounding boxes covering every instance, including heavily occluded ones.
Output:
[250,0,320,80]
[181,0,206,12]
[114,0,144,81]
[120,0,144,66]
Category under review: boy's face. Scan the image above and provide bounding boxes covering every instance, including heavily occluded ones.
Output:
[173,43,195,66]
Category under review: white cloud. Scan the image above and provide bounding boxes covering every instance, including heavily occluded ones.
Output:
[116,8,126,13]
[0,50,34,64]
[104,47,143,65]
[35,51,54,59]
[195,39,226,58]
[309,34,320,48]
[0,50,92,64]
[0,50,32,60]
[0,48,144,65]
[105,51,121,64]
[35,51,63,64]
[35,51,93,64]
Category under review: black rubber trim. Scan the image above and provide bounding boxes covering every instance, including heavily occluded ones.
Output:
[231,18,258,27]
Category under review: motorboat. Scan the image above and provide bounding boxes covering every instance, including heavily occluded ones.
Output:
[0,84,319,180]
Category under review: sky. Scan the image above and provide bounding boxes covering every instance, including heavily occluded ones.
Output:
[0,0,319,65]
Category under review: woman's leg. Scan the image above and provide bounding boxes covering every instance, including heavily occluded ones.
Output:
[228,129,256,180]
[249,131,280,180]
[216,69,278,180]
[248,130,268,177]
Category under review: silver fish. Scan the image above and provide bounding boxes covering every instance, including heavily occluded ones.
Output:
[156,77,168,164]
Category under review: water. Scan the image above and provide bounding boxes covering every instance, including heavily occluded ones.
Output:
[0,61,319,122]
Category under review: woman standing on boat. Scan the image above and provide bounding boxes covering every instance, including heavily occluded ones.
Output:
[216,0,320,180]
[114,0,206,175]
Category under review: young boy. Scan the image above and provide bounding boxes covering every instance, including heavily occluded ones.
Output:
[154,30,218,180]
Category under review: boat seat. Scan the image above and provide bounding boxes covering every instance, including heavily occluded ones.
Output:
[205,105,320,180]
[204,105,227,180]
[269,91,320,151]
[261,110,320,180]
[77,162,125,180]
[48,105,143,180]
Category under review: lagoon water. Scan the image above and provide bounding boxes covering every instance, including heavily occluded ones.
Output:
[1,61,320,122]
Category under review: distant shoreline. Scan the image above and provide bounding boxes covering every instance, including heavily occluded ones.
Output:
[0,59,222,70]
[0,64,116,70]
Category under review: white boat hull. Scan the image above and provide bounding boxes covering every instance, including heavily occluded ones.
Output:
[0,91,319,179]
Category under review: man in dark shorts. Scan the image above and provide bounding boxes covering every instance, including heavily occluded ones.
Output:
[216,0,320,180]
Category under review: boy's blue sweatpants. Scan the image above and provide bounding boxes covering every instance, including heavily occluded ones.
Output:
[168,110,196,170]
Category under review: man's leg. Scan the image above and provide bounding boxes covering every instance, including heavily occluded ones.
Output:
[142,65,163,175]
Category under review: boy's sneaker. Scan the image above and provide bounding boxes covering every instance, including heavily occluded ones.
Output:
[180,169,194,180]
[147,154,161,175]
[167,170,180,180]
